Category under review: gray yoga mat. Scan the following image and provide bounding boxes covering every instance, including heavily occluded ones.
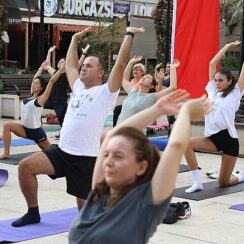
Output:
[0,152,36,165]
[179,164,189,173]
[174,181,244,200]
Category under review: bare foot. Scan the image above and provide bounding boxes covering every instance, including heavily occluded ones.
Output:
[0,154,10,159]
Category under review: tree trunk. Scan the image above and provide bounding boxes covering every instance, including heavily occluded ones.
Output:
[152,0,173,65]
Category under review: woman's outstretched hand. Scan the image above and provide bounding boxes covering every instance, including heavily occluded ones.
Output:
[183,95,212,121]
[170,59,180,68]
[126,27,145,34]
[155,89,190,115]
[227,40,241,48]
[129,55,143,64]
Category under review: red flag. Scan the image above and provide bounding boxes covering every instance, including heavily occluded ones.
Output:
[171,0,219,98]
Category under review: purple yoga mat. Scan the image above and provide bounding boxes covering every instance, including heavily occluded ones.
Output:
[229,203,244,211]
[0,207,78,242]
[0,169,8,187]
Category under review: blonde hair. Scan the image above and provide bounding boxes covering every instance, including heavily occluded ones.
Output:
[133,63,146,74]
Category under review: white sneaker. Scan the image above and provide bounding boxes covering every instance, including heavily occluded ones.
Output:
[206,167,220,177]
[208,172,219,179]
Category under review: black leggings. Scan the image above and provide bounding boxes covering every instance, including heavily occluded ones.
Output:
[113,105,122,127]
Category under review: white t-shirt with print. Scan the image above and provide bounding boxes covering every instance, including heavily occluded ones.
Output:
[59,79,119,156]
[205,79,242,138]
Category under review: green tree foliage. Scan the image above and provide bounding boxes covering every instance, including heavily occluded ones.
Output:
[0,0,8,32]
[152,0,173,65]
[221,55,240,71]
[78,16,124,71]
[220,0,242,34]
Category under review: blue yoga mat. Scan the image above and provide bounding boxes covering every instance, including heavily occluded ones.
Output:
[43,125,61,132]
[149,136,168,151]
[106,115,113,121]
[0,138,36,148]
[0,169,8,187]
[0,207,78,242]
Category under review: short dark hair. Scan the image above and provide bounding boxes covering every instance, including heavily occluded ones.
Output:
[89,55,106,72]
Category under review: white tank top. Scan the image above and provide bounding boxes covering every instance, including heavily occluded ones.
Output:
[21,98,43,129]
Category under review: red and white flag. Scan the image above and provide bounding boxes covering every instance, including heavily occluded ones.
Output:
[171,0,219,98]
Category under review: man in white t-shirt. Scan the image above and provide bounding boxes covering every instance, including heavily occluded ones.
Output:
[12,26,145,227]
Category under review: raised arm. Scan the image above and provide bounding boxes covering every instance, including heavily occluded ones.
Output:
[238,62,244,92]
[37,63,65,106]
[155,59,179,100]
[92,89,190,188]
[154,64,164,92]
[78,44,91,67]
[45,46,56,76]
[154,65,164,92]
[122,55,143,94]
[107,27,145,93]
[151,95,212,204]
[33,61,46,80]
[66,27,92,90]
[209,40,241,80]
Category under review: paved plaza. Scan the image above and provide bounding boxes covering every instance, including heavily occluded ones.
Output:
[1,117,244,243]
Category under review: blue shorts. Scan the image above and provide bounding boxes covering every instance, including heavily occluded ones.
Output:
[23,126,47,143]
[208,129,239,157]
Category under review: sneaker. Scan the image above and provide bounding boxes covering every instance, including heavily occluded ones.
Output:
[208,172,219,179]
[177,202,191,219]
[55,134,60,140]
[206,167,220,177]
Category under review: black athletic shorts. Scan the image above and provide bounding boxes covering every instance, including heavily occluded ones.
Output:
[208,129,239,157]
[42,144,96,199]
[23,126,47,143]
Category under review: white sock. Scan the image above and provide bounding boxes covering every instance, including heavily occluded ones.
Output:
[185,169,203,193]
[234,172,244,182]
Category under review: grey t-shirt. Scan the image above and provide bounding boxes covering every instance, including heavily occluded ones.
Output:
[117,88,157,124]
[69,182,171,244]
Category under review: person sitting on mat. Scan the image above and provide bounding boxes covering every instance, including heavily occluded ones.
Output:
[113,60,146,126]
[184,40,244,193]
[68,90,212,244]
[117,56,179,124]
[11,26,145,227]
[0,62,65,159]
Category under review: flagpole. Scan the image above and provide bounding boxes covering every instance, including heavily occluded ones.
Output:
[38,0,44,67]
[240,0,244,73]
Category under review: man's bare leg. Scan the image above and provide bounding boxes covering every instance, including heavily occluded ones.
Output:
[12,152,55,227]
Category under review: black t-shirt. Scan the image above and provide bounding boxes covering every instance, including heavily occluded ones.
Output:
[162,78,170,88]
[49,72,69,103]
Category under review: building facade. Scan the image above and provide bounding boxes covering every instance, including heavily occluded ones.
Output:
[3,0,158,70]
